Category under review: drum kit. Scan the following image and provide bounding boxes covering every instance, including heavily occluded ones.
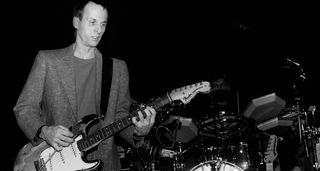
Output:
[123,58,319,171]
[129,79,268,171]
[134,106,266,171]
[131,99,318,171]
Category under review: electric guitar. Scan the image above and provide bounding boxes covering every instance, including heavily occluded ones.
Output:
[13,81,211,171]
[264,134,278,171]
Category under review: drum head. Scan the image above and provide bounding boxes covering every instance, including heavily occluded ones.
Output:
[190,160,244,171]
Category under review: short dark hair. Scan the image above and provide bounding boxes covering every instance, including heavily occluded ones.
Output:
[73,0,108,20]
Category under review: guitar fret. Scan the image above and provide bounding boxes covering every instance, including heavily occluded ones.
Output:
[77,141,83,151]
[96,130,103,140]
[104,127,111,136]
[113,122,119,131]
[84,140,90,148]
[127,117,132,124]
[122,117,130,126]
[100,128,107,138]
[109,125,115,134]
[117,120,123,129]
[91,133,98,142]
[88,135,94,145]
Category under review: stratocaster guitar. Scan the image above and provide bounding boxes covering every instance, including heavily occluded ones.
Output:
[13,81,211,171]
[264,134,278,171]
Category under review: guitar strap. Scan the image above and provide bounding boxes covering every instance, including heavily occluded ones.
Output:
[100,57,113,119]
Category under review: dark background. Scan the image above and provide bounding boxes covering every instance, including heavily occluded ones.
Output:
[3,1,319,170]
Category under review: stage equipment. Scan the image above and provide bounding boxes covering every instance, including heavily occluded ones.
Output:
[199,112,249,141]
[196,116,264,171]
[149,142,205,171]
[156,115,198,149]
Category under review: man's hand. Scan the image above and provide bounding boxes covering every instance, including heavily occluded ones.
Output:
[132,106,156,136]
[40,125,74,151]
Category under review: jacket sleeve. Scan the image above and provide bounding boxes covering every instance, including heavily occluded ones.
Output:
[13,51,47,146]
[114,60,137,147]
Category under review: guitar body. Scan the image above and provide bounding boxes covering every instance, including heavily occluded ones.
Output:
[14,114,101,171]
[14,141,48,171]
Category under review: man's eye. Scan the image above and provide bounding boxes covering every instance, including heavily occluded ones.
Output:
[89,20,96,25]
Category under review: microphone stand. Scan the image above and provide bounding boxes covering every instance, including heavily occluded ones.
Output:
[287,58,315,168]
[288,63,309,158]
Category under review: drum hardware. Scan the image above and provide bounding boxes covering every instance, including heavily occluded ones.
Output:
[198,114,249,141]
[230,142,250,170]
[156,115,198,149]
[287,61,320,171]
[202,145,226,161]
[163,142,199,171]
[299,105,320,171]
[156,118,180,149]
[150,142,200,171]
[171,142,185,171]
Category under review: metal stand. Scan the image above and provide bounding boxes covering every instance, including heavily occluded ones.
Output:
[287,58,320,171]
[172,142,185,171]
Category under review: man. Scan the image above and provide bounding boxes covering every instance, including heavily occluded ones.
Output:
[13,0,156,170]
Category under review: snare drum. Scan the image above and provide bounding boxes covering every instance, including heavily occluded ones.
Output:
[189,160,244,171]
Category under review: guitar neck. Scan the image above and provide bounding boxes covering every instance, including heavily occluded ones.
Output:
[77,94,171,151]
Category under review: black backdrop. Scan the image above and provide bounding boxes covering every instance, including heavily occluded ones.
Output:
[3,1,320,170]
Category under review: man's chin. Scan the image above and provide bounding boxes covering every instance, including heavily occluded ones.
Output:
[89,41,99,47]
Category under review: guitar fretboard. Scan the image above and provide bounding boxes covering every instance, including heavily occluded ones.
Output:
[77,94,171,151]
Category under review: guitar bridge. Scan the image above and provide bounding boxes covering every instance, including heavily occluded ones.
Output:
[34,158,47,171]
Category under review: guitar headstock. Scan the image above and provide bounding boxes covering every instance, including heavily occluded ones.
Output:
[264,134,278,164]
[168,81,211,105]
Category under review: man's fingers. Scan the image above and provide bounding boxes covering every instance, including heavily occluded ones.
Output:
[150,108,156,126]
[58,125,74,137]
[56,139,72,147]
[52,142,63,151]
[59,135,74,143]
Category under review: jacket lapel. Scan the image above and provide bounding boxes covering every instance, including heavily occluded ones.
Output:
[57,45,78,119]
[56,45,104,120]
[95,50,103,117]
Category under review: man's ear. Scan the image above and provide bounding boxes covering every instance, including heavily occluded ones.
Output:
[73,17,80,29]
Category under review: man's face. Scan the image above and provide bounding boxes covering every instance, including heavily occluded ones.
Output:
[75,2,108,47]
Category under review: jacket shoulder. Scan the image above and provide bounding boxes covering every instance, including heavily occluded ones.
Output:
[40,45,71,57]
[111,57,127,67]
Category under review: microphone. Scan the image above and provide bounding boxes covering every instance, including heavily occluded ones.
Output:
[287,58,300,66]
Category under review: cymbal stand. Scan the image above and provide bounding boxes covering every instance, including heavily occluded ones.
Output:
[307,106,320,170]
[287,58,310,157]
[296,97,310,158]
[210,158,223,171]
[172,142,185,171]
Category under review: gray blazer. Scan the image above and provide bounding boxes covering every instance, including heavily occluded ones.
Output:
[14,44,134,171]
